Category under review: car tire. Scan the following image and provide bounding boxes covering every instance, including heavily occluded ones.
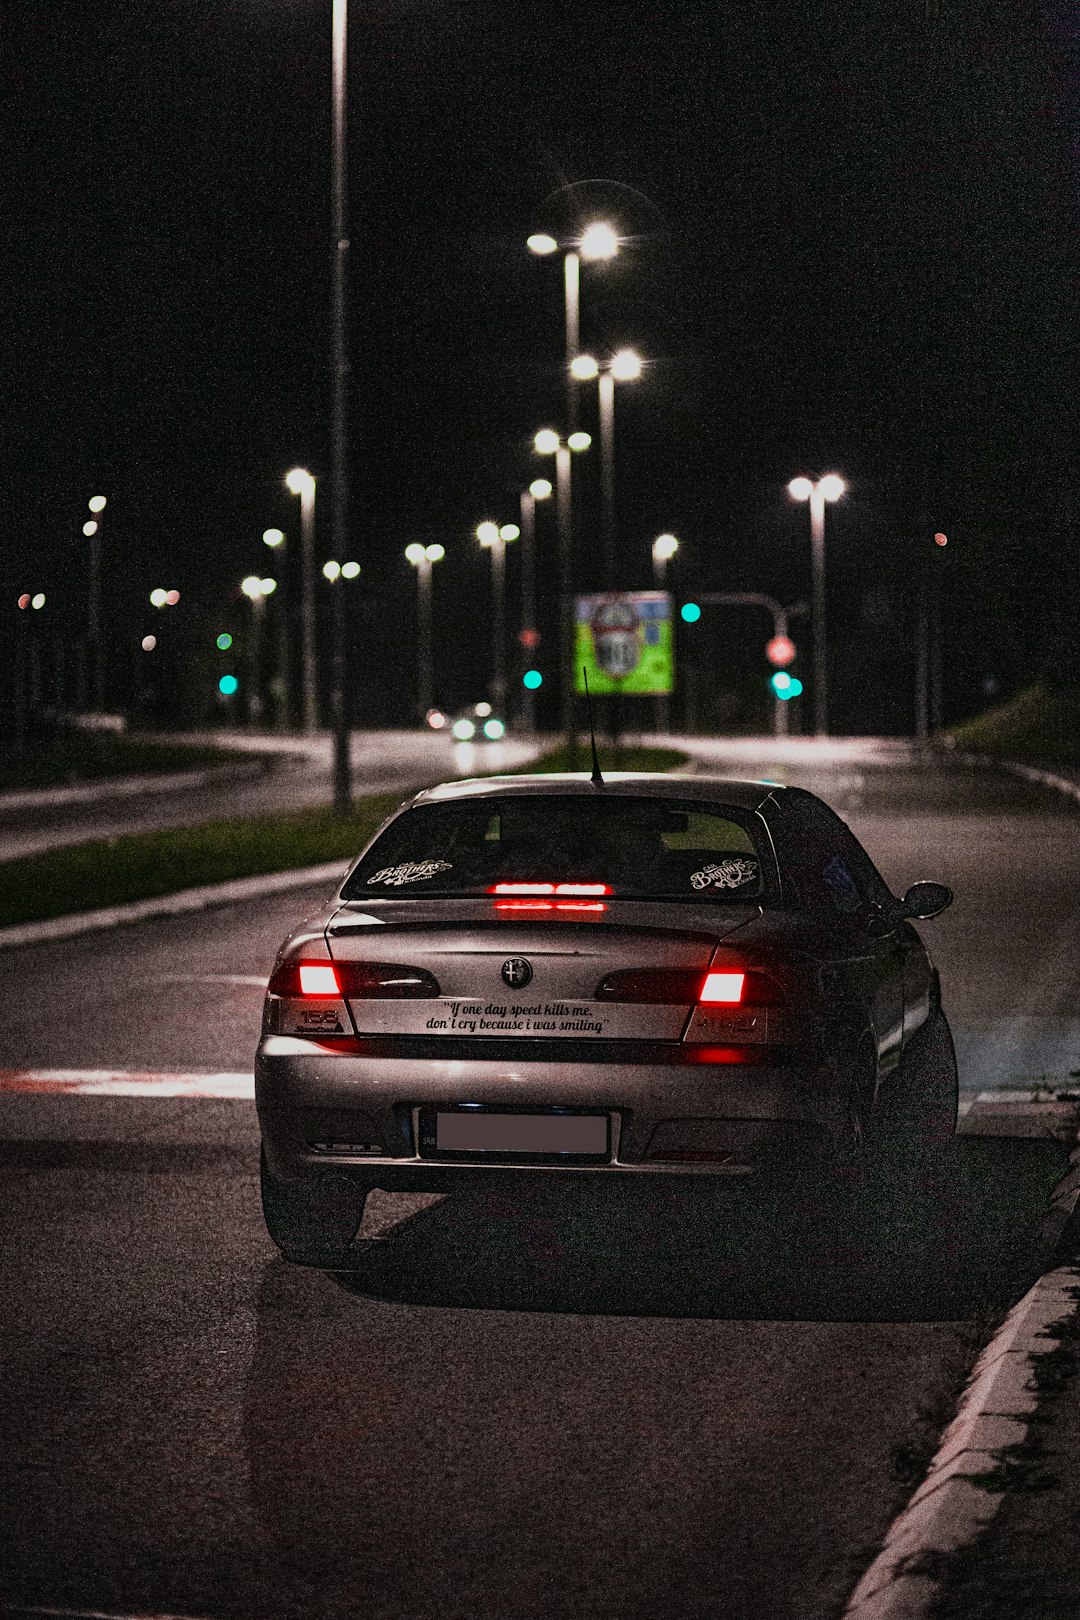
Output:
[876,1006,959,1186]
[259,1148,369,1268]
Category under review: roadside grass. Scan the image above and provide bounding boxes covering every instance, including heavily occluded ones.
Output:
[0,730,253,793]
[0,742,691,929]
[0,796,408,929]
[509,743,689,774]
[943,684,1080,768]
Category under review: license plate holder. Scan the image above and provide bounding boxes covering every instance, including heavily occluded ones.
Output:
[420,1107,610,1161]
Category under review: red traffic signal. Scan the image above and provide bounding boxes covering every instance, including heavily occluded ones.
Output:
[765,634,796,668]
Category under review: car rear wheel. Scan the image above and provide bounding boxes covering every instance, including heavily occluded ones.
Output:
[876,1006,959,1186]
[260,1149,369,1267]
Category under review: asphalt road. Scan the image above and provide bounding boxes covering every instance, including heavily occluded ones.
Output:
[1,747,1076,1620]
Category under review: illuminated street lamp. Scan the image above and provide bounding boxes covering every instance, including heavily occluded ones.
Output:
[285,467,317,735]
[788,473,845,737]
[534,428,592,752]
[260,529,290,730]
[476,522,519,712]
[405,542,445,717]
[528,221,620,431]
[652,532,679,585]
[84,495,107,711]
[572,348,643,583]
[241,574,277,727]
[518,477,552,734]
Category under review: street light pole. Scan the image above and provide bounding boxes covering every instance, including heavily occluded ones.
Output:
[405,543,444,717]
[286,468,317,735]
[84,496,107,711]
[329,0,351,813]
[788,474,845,738]
[518,478,551,736]
[651,533,679,734]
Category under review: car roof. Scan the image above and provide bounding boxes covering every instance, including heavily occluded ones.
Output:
[411,772,784,813]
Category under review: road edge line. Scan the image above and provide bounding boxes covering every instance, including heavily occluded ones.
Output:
[0,862,349,952]
[842,1260,1080,1618]
[940,747,1080,809]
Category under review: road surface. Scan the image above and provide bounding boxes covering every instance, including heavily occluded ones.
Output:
[1,743,1076,1619]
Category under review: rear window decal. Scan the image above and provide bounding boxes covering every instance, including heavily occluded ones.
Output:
[367,859,452,887]
[690,858,759,891]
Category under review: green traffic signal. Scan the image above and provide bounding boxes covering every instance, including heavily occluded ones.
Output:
[680,602,701,623]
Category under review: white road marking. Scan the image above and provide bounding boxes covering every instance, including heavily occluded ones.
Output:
[0,1069,254,1098]
[155,974,268,986]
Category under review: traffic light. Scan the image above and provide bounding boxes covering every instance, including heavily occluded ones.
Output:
[680,602,702,623]
[770,672,803,700]
[522,669,543,690]
[218,675,239,696]
[216,632,233,650]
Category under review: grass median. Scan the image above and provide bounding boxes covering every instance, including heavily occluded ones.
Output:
[0,743,690,929]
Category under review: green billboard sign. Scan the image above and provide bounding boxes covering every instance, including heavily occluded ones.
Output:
[574,591,674,695]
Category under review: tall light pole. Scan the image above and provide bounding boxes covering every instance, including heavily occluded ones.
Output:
[241,574,277,729]
[651,533,679,736]
[534,428,591,756]
[285,467,317,735]
[262,527,291,732]
[788,473,845,737]
[84,496,107,711]
[476,522,519,714]
[329,0,351,813]
[570,349,642,586]
[527,222,619,433]
[518,478,551,734]
[404,543,444,718]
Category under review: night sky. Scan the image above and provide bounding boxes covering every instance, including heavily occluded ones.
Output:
[4,2,1077,732]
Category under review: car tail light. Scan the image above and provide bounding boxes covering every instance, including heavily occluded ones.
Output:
[489,882,612,896]
[268,961,441,999]
[595,966,783,1005]
[494,900,607,913]
[299,963,340,997]
[699,971,745,1004]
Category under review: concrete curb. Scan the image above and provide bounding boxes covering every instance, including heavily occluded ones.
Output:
[942,748,1080,810]
[0,861,349,952]
[842,1263,1080,1619]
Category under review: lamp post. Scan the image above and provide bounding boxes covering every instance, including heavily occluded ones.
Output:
[404,543,444,718]
[241,574,277,729]
[476,522,519,714]
[534,429,592,756]
[518,478,551,734]
[651,533,679,735]
[328,0,352,813]
[571,349,642,586]
[527,222,619,432]
[261,527,291,732]
[84,496,107,711]
[285,467,317,735]
[788,473,845,737]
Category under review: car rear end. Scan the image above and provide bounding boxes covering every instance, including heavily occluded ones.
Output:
[256,778,839,1214]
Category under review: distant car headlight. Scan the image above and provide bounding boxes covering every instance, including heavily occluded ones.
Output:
[452,718,476,740]
[482,718,505,740]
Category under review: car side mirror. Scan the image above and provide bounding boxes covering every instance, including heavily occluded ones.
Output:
[898,881,953,920]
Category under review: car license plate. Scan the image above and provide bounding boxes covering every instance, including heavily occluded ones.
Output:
[433,1110,609,1157]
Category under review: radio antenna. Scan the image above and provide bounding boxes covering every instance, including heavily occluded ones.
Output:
[582,667,605,787]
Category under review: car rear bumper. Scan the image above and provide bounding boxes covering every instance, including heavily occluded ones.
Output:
[256,1033,832,1185]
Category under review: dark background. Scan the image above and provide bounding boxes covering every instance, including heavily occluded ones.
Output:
[3,1,1076,733]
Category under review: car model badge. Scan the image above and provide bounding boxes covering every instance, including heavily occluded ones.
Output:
[501,957,533,989]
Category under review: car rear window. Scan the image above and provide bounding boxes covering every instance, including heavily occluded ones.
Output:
[341,795,769,901]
